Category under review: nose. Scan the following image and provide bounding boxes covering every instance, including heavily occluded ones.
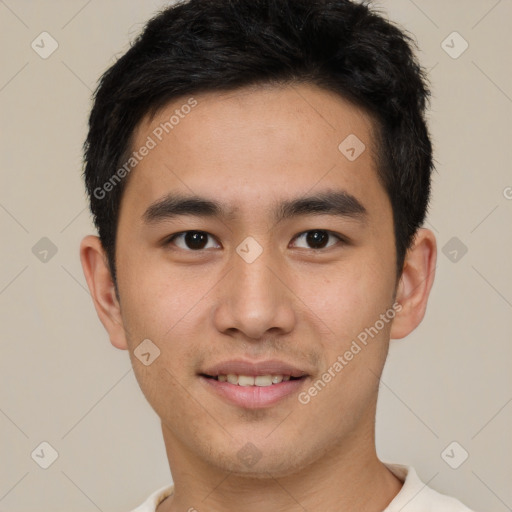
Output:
[212,243,296,340]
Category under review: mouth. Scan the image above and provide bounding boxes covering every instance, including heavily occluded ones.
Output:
[198,360,310,408]
[200,373,305,386]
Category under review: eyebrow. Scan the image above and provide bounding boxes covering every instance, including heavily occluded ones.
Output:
[142,189,368,225]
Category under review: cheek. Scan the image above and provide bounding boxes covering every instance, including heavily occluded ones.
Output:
[116,244,202,338]
[292,256,394,344]
[116,254,218,402]
[118,271,199,411]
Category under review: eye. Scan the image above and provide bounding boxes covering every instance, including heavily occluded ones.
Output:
[291,230,345,250]
[165,231,220,251]
[164,229,346,252]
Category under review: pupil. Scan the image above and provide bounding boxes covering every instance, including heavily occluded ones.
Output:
[306,230,327,249]
[186,231,207,250]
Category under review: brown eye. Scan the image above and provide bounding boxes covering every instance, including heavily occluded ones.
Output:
[166,231,219,251]
[292,230,343,250]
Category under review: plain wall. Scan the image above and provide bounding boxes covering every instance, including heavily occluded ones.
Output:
[1,1,511,510]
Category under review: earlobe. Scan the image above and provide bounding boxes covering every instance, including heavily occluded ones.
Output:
[390,228,437,340]
[79,235,129,350]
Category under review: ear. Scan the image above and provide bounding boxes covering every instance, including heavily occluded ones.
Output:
[79,235,128,350]
[390,228,437,340]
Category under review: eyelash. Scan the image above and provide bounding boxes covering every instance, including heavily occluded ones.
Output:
[163,230,348,252]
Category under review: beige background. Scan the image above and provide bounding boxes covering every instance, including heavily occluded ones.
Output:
[1,0,511,510]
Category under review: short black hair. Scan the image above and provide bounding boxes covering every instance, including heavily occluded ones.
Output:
[83,0,433,293]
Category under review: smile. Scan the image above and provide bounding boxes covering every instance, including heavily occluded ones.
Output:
[199,373,308,408]
[204,374,302,386]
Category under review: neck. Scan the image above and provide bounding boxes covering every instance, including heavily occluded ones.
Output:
[156,421,403,512]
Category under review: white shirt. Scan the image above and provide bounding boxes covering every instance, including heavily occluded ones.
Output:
[129,463,475,511]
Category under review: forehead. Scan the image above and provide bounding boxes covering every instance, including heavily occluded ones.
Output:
[119,83,388,223]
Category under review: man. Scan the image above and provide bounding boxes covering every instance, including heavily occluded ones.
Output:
[79,0,476,510]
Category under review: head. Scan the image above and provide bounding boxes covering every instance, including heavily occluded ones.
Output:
[80,0,436,478]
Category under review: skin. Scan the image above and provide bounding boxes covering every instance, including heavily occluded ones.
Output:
[80,83,436,512]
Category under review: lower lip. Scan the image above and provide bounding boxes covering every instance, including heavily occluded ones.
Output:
[199,376,307,409]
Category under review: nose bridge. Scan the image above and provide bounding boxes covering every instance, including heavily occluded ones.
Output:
[234,242,276,300]
[212,237,295,339]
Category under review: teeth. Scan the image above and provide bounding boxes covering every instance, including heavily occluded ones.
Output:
[227,374,238,384]
[255,375,272,386]
[216,374,296,386]
[238,375,255,386]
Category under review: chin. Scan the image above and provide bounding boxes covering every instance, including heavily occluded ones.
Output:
[206,441,315,479]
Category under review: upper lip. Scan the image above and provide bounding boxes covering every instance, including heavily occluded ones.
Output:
[200,359,309,378]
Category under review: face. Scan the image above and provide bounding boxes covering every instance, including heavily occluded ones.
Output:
[99,84,401,476]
